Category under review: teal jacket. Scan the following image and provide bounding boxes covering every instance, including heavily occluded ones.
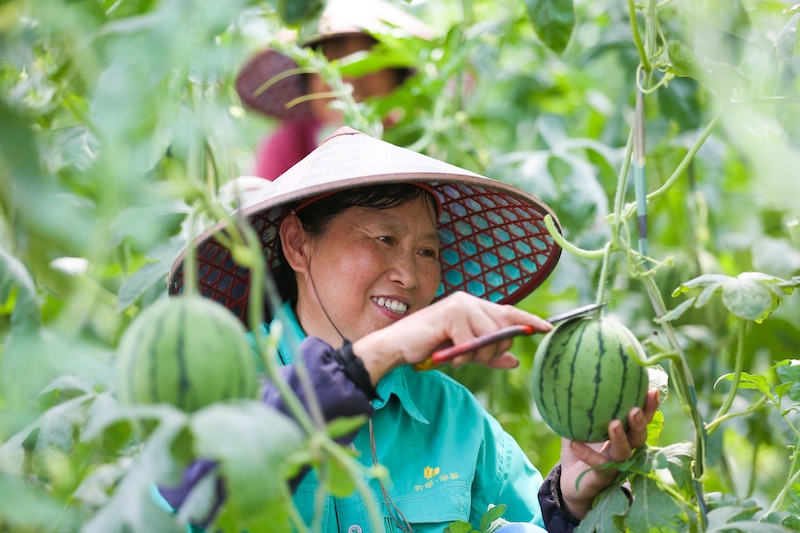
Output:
[265,304,546,532]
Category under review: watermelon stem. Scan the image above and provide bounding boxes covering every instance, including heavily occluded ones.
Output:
[709,318,747,431]
[543,214,607,260]
[594,243,612,310]
[705,396,767,435]
[642,274,710,524]
[768,438,800,515]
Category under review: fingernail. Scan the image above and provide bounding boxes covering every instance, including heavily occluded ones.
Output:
[570,441,580,451]
[633,408,644,423]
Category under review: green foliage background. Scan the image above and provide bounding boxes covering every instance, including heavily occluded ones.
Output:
[1,0,800,531]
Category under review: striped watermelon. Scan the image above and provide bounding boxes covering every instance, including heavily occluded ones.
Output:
[116,295,257,412]
[531,315,648,442]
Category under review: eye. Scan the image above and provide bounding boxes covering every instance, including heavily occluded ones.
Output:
[418,247,439,259]
[377,236,395,245]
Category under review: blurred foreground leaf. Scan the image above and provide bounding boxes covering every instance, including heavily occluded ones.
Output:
[524,0,575,55]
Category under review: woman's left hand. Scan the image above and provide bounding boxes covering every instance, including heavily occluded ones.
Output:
[558,389,660,520]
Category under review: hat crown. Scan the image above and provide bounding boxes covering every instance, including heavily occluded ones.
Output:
[239,126,482,211]
[301,0,434,45]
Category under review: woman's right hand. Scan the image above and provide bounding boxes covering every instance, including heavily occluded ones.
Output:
[351,292,552,384]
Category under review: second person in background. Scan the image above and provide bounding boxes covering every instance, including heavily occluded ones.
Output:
[236,0,433,181]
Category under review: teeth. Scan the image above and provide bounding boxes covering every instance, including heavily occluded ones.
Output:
[373,297,408,314]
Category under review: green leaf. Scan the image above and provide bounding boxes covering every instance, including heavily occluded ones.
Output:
[117,235,186,312]
[524,0,576,55]
[776,13,800,64]
[775,360,800,402]
[646,409,665,443]
[82,410,188,533]
[0,247,40,330]
[191,401,305,528]
[705,506,792,532]
[656,296,696,323]
[666,40,749,98]
[479,503,507,532]
[721,276,776,322]
[671,272,796,322]
[574,484,630,533]
[277,0,324,27]
[324,449,358,498]
[326,414,368,439]
[715,372,773,398]
[671,273,728,297]
[0,471,78,530]
[625,475,686,532]
[775,359,800,383]
[647,365,669,401]
[659,442,695,496]
[445,522,476,533]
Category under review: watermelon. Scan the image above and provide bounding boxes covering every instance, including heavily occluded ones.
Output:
[531,315,648,442]
[116,295,257,412]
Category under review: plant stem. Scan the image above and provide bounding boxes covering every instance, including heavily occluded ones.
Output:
[645,111,723,205]
[595,243,612,308]
[611,129,635,238]
[633,90,649,263]
[238,220,326,433]
[710,319,747,428]
[768,435,800,514]
[705,396,767,435]
[544,215,608,259]
[642,274,709,528]
[627,0,650,72]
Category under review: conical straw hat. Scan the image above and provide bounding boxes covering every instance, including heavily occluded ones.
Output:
[169,127,562,323]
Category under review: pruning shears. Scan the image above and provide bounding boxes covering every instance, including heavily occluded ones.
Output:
[413,302,606,371]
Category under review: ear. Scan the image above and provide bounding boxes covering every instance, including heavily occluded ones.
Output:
[279,215,309,274]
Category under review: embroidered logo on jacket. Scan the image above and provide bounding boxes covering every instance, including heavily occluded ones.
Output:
[415,466,459,491]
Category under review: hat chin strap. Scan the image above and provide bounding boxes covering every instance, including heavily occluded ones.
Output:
[292,211,347,345]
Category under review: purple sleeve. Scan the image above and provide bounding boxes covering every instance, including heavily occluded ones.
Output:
[538,464,579,533]
[262,336,375,427]
[538,463,633,533]
[158,336,374,519]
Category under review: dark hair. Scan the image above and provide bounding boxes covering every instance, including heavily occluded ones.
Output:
[273,183,438,307]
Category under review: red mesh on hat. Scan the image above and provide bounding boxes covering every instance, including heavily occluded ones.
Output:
[169,183,559,324]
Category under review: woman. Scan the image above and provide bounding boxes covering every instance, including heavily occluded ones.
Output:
[236,0,432,180]
[164,127,660,532]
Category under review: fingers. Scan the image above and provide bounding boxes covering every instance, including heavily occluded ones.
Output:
[626,388,660,448]
[572,388,661,465]
[438,295,547,368]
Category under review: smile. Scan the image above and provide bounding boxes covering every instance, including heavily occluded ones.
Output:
[372,297,408,315]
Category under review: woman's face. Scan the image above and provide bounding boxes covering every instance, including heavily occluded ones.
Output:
[291,196,441,344]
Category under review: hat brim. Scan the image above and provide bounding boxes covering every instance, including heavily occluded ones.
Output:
[169,128,562,324]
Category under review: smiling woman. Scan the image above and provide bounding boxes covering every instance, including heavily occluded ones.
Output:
[279,185,442,345]
[163,127,659,532]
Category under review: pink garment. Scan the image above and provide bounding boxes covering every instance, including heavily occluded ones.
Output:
[253,119,324,181]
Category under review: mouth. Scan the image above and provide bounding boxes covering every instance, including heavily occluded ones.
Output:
[371,296,409,315]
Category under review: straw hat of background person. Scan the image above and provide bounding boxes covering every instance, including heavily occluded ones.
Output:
[235,0,434,121]
[169,127,562,324]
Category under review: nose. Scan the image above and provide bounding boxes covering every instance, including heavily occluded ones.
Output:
[388,250,419,289]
